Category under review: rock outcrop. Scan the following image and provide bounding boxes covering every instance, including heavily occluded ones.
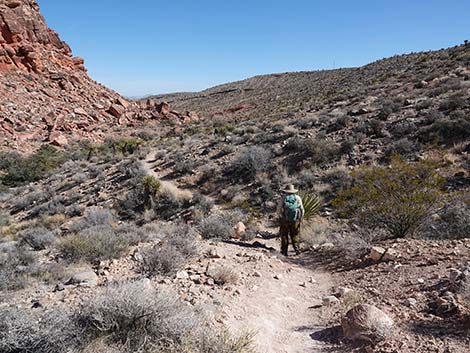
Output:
[0,0,199,153]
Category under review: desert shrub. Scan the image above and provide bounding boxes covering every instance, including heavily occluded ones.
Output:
[0,245,37,291]
[296,169,318,190]
[355,118,385,137]
[383,138,417,159]
[209,265,240,285]
[439,93,466,111]
[115,223,149,246]
[75,281,254,353]
[225,146,272,182]
[285,136,340,168]
[0,306,79,353]
[0,145,66,187]
[417,196,470,240]
[339,138,356,155]
[418,116,470,144]
[198,211,244,240]
[321,167,354,200]
[192,193,214,217]
[334,156,444,238]
[141,223,198,276]
[19,227,56,251]
[108,138,143,156]
[57,225,129,263]
[70,207,115,232]
[174,155,197,175]
[378,100,401,119]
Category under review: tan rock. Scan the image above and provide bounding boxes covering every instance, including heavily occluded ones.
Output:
[342,304,394,343]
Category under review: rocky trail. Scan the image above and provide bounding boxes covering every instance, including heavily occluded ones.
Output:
[142,150,337,353]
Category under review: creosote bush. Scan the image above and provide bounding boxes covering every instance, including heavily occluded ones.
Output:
[0,145,66,187]
[334,156,444,238]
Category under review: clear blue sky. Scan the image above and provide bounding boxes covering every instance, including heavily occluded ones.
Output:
[37,0,470,97]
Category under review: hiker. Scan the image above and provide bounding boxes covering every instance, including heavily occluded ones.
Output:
[278,184,304,256]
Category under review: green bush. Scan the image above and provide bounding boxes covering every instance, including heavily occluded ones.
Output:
[0,145,66,187]
[334,156,444,238]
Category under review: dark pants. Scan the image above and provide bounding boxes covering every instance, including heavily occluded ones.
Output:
[280,219,301,256]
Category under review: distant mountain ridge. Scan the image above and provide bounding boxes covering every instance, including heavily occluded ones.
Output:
[155,43,470,120]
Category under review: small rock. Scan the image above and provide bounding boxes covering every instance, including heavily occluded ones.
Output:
[190,275,201,284]
[417,278,425,284]
[322,296,340,306]
[233,222,246,239]
[176,271,189,280]
[299,282,307,287]
[342,304,394,343]
[405,298,418,307]
[449,268,462,282]
[274,274,282,280]
[369,246,398,262]
[252,271,262,277]
[66,271,98,287]
[319,242,335,249]
[338,287,354,297]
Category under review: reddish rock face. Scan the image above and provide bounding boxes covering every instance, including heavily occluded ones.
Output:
[0,0,201,154]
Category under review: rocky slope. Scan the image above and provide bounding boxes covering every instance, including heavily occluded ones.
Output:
[0,0,199,153]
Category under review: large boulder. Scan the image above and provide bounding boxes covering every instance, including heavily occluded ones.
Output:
[342,304,394,343]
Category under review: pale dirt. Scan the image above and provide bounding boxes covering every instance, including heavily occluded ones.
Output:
[221,241,333,353]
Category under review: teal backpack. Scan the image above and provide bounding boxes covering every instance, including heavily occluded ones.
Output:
[283,194,301,222]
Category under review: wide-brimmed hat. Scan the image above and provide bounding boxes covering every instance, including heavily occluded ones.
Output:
[282,184,298,194]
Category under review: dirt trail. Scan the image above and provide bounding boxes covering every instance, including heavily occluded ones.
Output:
[223,250,332,352]
[143,150,334,353]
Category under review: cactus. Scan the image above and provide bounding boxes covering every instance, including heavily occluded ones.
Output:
[300,192,322,222]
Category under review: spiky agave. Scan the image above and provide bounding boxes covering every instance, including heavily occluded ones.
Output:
[300,192,322,222]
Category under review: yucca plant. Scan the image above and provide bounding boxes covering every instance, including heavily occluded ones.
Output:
[300,192,322,222]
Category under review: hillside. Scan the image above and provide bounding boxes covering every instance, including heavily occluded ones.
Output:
[1,2,470,353]
[0,0,199,153]
[156,45,470,121]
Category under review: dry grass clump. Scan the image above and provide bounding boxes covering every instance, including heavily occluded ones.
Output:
[418,195,470,240]
[209,265,240,285]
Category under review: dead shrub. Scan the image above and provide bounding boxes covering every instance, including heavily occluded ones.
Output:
[225,146,272,182]
[198,211,244,240]
[141,223,198,276]
[19,227,56,251]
